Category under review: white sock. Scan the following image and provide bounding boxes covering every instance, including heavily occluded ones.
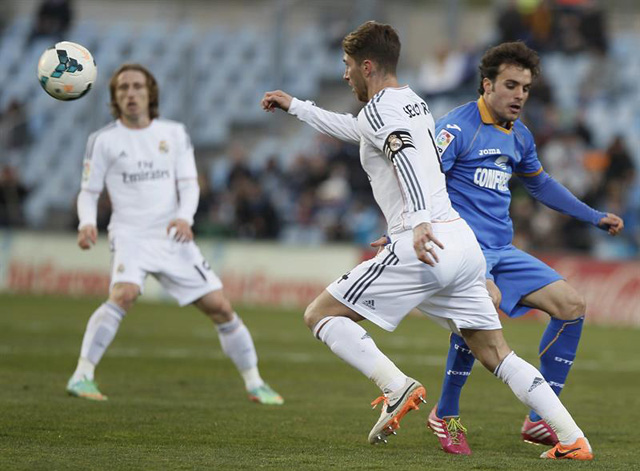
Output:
[72,302,125,382]
[240,367,264,391]
[73,357,95,382]
[313,316,406,393]
[216,313,262,390]
[494,352,584,445]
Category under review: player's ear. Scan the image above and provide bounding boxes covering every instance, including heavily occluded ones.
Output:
[482,77,493,95]
[362,59,373,76]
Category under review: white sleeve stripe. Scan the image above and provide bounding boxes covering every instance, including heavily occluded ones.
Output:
[397,151,426,210]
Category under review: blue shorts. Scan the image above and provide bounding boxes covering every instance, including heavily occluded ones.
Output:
[484,245,563,318]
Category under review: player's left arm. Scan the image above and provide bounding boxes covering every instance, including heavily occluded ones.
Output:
[516,136,624,235]
[170,125,199,242]
[362,102,443,264]
[520,171,623,235]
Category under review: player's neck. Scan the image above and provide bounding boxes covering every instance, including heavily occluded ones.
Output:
[120,115,152,129]
[367,74,399,100]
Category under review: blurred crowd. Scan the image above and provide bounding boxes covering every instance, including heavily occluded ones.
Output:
[0,0,638,259]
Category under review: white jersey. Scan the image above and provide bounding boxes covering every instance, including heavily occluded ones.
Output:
[81,119,198,239]
[289,86,458,236]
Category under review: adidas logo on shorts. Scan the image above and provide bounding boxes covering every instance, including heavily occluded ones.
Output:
[363,299,376,310]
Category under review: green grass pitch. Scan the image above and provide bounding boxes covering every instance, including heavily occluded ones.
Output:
[1,293,638,470]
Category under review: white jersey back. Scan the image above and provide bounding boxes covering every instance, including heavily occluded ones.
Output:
[81,119,197,238]
[357,86,458,234]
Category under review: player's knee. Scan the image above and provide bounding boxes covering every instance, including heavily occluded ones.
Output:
[109,285,138,312]
[199,295,233,323]
[559,292,586,320]
[490,291,501,311]
[303,302,322,331]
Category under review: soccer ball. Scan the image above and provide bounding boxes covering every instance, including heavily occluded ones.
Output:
[37,41,97,101]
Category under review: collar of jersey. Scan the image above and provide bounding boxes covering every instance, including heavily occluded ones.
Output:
[477,96,513,135]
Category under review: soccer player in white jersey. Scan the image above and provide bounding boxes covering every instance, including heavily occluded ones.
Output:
[261,22,592,459]
[66,63,283,406]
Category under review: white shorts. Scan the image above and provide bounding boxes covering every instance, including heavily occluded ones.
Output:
[109,235,222,306]
[326,219,501,335]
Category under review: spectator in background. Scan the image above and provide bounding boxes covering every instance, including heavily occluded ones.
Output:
[417,45,469,97]
[226,142,254,191]
[0,100,31,167]
[0,166,28,227]
[29,0,73,43]
[604,135,636,189]
[579,0,608,53]
[496,0,530,44]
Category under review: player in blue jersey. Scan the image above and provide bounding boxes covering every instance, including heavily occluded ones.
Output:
[426,42,624,455]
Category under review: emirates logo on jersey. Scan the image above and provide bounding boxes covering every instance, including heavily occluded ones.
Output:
[159,140,169,154]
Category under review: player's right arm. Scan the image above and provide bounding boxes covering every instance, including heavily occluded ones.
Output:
[77,131,109,250]
[261,90,361,144]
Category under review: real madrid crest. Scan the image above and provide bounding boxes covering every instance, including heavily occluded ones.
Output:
[159,140,169,154]
[389,134,403,152]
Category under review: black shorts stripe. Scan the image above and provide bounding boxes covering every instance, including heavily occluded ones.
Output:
[349,252,400,304]
[194,264,207,282]
[398,150,426,209]
[344,251,399,304]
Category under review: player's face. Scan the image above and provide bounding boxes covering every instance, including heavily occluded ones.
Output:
[343,53,368,102]
[482,64,532,125]
[115,70,150,123]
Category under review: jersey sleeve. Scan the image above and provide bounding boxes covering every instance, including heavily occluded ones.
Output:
[360,99,433,227]
[175,124,198,180]
[80,131,108,193]
[288,97,361,145]
[434,118,465,173]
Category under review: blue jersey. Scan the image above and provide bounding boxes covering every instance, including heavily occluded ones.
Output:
[435,97,542,250]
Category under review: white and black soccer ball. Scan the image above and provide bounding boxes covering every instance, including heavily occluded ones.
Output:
[37,41,97,101]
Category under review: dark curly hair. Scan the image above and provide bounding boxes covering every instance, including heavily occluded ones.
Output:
[109,63,159,119]
[478,42,540,95]
[342,21,401,75]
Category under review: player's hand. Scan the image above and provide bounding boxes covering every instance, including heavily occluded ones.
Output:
[261,90,293,112]
[486,279,502,312]
[167,219,193,243]
[370,235,391,255]
[598,213,624,236]
[77,225,97,250]
[413,222,444,266]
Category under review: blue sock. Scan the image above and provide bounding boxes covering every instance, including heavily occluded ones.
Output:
[437,333,475,418]
[529,316,584,422]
